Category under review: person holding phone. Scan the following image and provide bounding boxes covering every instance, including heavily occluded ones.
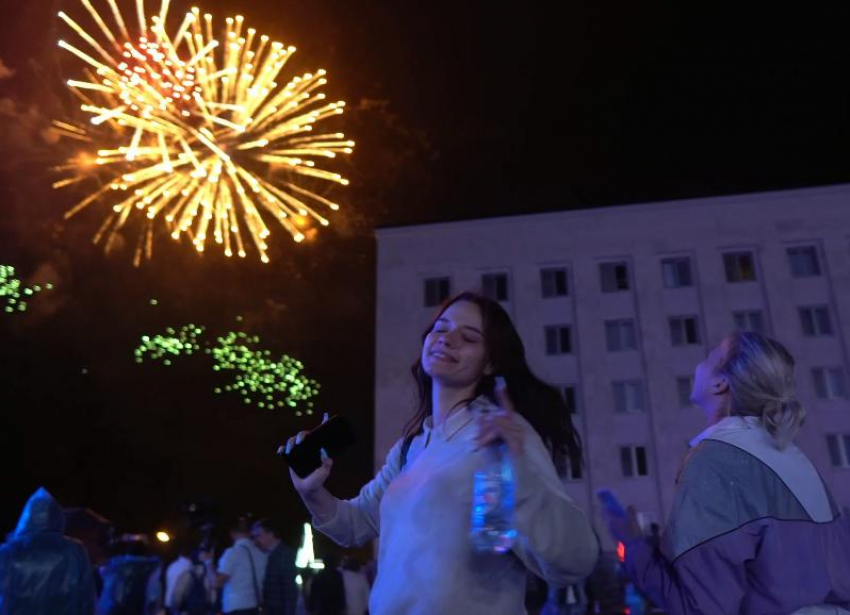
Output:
[285,291,598,615]
[598,332,850,614]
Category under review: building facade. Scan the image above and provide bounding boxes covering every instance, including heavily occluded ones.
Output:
[374,184,850,547]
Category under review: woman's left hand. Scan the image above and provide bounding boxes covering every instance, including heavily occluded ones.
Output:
[473,379,525,456]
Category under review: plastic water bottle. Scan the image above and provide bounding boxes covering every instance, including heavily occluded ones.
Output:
[470,421,517,553]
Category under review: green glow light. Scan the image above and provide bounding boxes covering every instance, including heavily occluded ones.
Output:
[1,265,51,314]
[135,325,318,413]
[134,324,204,363]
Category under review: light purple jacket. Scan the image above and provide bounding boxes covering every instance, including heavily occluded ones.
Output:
[625,416,850,615]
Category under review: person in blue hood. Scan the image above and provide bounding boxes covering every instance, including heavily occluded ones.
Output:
[96,538,162,615]
[0,487,97,615]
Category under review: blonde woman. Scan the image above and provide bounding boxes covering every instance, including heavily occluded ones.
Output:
[599,332,850,614]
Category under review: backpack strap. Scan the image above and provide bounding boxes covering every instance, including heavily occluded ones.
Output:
[399,433,414,471]
[399,429,430,471]
[240,545,263,610]
[398,434,414,471]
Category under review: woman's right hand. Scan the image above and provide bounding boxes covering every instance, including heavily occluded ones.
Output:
[285,429,334,496]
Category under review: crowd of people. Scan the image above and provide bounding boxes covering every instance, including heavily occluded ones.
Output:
[0,495,371,615]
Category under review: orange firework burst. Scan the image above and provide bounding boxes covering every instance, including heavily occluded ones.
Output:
[53,0,354,264]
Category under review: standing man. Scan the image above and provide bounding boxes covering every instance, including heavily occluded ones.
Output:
[208,517,268,615]
[0,487,96,615]
[306,552,346,615]
[252,519,298,615]
[165,543,193,614]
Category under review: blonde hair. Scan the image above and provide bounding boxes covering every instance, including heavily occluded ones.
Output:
[718,332,805,448]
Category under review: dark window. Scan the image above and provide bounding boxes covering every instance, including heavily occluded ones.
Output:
[669,316,701,346]
[813,368,848,399]
[613,381,644,413]
[605,319,638,351]
[799,306,833,337]
[635,447,648,476]
[826,435,850,468]
[620,446,649,477]
[545,325,572,355]
[734,310,766,334]
[787,246,821,278]
[482,273,509,302]
[661,257,693,288]
[541,268,569,298]
[600,262,630,293]
[723,252,757,282]
[424,277,450,307]
[555,451,583,480]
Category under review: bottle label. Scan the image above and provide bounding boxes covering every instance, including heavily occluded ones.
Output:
[473,472,502,515]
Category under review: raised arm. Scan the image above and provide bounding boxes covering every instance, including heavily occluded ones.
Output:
[290,435,404,548]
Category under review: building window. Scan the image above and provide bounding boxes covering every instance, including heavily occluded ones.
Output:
[620,446,649,477]
[787,246,822,278]
[676,376,693,408]
[734,310,766,334]
[605,319,638,352]
[600,262,630,293]
[555,451,583,481]
[613,380,644,413]
[799,306,833,337]
[826,435,850,468]
[541,268,569,298]
[723,251,757,283]
[482,272,509,302]
[661,257,693,289]
[423,277,450,307]
[545,325,572,355]
[813,368,848,400]
[561,385,579,415]
[669,316,701,346]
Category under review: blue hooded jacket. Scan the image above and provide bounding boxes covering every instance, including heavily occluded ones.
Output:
[0,487,96,615]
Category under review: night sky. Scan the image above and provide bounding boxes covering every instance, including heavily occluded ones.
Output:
[0,0,848,552]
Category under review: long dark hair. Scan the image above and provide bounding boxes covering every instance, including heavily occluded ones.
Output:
[405,291,583,469]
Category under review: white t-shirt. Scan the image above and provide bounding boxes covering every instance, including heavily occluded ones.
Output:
[165,556,192,609]
[218,538,268,612]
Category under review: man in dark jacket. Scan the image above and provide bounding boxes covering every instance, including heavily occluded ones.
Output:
[251,519,297,615]
[0,487,96,615]
[306,552,345,615]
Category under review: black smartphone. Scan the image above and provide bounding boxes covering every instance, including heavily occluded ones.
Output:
[280,415,357,478]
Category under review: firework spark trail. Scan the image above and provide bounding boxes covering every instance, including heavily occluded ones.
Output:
[54,1,354,265]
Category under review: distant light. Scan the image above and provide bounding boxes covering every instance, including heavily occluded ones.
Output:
[295,574,303,586]
[617,541,626,563]
[156,531,171,543]
[295,523,313,569]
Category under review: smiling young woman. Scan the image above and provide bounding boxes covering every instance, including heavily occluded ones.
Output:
[286,291,598,615]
